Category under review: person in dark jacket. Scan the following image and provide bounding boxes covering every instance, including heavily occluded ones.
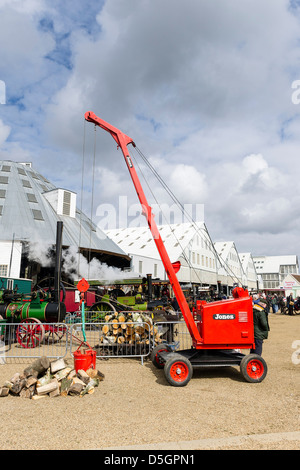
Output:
[250,302,270,356]
[286,293,294,315]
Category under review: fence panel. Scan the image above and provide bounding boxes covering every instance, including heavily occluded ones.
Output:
[0,322,69,362]
[153,320,194,350]
[69,320,152,364]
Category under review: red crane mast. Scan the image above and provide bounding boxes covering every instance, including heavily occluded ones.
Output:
[84,111,202,345]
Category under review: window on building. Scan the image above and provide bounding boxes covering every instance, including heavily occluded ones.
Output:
[154,264,158,277]
[139,261,143,274]
[22,179,32,188]
[1,165,10,172]
[0,265,8,276]
[27,193,38,203]
[63,190,71,216]
[32,209,44,221]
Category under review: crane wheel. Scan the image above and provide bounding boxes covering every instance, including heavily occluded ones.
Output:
[164,354,193,387]
[151,344,171,369]
[240,354,268,383]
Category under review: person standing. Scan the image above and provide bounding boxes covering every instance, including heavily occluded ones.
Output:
[287,292,294,316]
[278,294,285,314]
[271,294,278,313]
[250,302,270,356]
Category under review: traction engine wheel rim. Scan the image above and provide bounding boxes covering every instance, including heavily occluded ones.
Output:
[44,325,65,343]
[17,318,45,349]
[169,360,190,382]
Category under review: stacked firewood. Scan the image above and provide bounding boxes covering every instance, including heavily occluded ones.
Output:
[99,312,162,346]
[0,356,104,399]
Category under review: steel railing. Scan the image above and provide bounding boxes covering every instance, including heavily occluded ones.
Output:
[0,313,194,364]
[0,322,69,361]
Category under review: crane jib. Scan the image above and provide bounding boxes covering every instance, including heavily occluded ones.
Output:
[84,111,203,345]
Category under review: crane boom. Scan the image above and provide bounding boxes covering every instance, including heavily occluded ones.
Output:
[84,111,202,345]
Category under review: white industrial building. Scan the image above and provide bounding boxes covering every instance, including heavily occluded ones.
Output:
[106,222,218,286]
[253,255,299,290]
[214,241,245,290]
[239,253,260,291]
[106,224,261,294]
[0,160,130,283]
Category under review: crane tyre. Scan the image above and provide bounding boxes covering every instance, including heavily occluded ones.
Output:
[164,354,193,387]
[240,354,267,383]
[151,344,171,369]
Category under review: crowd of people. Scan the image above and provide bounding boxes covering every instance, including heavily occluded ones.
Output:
[252,292,300,315]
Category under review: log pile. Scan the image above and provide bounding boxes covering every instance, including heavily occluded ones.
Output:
[99,312,162,347]
[0,356,104,399]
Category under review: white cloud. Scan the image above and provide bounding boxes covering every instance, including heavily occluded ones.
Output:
[1,0,300,260]
[0,120,11,146]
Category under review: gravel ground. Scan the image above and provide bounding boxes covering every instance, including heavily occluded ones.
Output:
[0,313,299,451]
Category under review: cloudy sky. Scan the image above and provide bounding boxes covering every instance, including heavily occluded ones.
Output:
[1,0,300,261]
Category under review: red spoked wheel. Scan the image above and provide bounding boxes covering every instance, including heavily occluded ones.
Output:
[16,318,45,349]
[44,324,65,344]
[164,354,193,387]
[240,354,268,383]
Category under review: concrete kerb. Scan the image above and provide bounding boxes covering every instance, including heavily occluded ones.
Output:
[101,431,300,450]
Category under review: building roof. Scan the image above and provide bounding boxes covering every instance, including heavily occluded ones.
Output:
[106,222,207,261]
[253,255,299,274]
[0,160,128,259]
[214,241,235,261]
[239,252,255,269]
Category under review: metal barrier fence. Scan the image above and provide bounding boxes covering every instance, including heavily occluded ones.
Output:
[0,315,194,364]
[69,321,152,364]
[0,322,69,362]
[154,320,194,350]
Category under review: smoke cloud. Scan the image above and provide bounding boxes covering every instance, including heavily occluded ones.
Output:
[27,241,133,283]
[62,246,132,283]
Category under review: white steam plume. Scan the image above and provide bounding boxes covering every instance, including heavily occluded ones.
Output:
[62,245,132,282]
[27,242,133,283]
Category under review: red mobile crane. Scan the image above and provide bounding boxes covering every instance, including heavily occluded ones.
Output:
[85,111,267,386]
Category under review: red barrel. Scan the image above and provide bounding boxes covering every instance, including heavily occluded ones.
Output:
[73,349,96,372]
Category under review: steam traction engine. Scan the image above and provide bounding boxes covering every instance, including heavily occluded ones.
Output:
[0,222,67,348]
[0,287,66,348]
[85,111,268,386]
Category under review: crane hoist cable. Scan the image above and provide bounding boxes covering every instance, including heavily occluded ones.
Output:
[132,145,241,286]
[87,125,97,281]
[79,120,98,282]
[130,150,204,286]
